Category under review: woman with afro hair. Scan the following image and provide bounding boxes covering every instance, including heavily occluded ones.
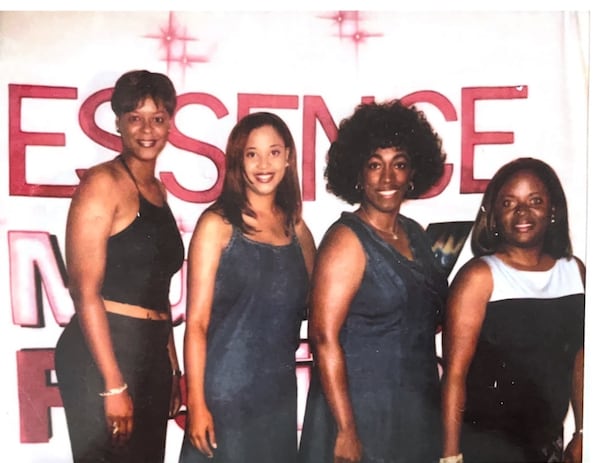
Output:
[299,100,448,463]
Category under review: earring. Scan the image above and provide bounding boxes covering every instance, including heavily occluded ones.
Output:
[550,214,556,224]
[355,183,362,191]
[480,205,486,213]
[408,182,415,192]
[493,230,499,238]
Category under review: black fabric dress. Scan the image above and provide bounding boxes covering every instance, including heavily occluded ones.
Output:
[179,227,309,463]
[461,255,585,463]
[298,212,447,463]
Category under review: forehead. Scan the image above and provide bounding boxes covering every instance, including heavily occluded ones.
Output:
[246,125,284,143]
[499,169,549,194]
[130,96,166,112]
[368,147,409,158]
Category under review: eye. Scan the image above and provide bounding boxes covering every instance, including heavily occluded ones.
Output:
[394,160,408,169]
[367,161,381,170]
[502,199,514,208]
[270,149,281,157]
[154,116,165,124]
[128,115,141,123]
[530,196,544,206]
[245,150,256,158]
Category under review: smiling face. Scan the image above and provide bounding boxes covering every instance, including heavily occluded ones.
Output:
[242,125,290,198]
[116,97,171,162]
[360,147,414,214]
[494,169,554,251]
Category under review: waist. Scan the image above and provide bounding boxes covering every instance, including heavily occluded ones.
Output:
[104,299,170,321]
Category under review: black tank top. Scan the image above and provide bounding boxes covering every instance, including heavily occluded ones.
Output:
[100,155,184,312]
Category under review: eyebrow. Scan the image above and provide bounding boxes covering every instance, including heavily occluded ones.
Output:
[500,191,545,198]
[368,152,410,160]
[245,143,285,150]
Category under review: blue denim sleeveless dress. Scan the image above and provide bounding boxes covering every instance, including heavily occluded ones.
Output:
[180,226,309,463]
[299,212,447,463]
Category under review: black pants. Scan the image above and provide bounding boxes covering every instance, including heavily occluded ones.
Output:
[55,313,172,463]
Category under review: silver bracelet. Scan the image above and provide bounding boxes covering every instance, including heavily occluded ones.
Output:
[440,454,464,463]
[98,383,128,397]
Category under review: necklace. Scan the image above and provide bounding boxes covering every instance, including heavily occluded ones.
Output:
[359,207,400,240]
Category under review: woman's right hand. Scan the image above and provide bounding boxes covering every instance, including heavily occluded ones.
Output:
[334,428,362,463]
[104,391,134,446]
[188,405,217,457]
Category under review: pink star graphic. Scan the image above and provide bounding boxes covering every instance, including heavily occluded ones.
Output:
[144,12,212,85]
[320,11,383,62]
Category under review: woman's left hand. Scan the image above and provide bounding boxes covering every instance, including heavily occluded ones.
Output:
[564,433,583,463]
[169,374,182,418]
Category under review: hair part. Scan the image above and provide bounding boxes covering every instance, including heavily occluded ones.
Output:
[324,99,446,205]
[471,157,572,258]
[110,70,177,117]
[209,112,302,235]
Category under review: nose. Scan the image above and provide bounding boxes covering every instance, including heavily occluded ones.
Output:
[514,204,527,215]
[381,165,393,183]
[257,153,269,169]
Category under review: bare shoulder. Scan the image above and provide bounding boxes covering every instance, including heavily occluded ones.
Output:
[449,257,493,297]
[315,222,365,274]
[74,159,124,197]
[319,222,361,254]
[294,218,317,276]
[191,209,233,250]
[68,160,130,215]
[294,218,316,249]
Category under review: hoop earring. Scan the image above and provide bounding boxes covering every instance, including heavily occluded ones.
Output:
[354,183,362,191]
[408,182,415,192]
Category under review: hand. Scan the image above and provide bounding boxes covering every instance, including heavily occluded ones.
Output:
[188,405,217,457]
[104,391,134,446]
[169,375,182,419]
[334,428,362,463]
[564,433,583,463]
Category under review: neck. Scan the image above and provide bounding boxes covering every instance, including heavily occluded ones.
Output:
[498,245,547,270]
[121,153,156,184]
[247,190,277,215]
[358,206,400,238]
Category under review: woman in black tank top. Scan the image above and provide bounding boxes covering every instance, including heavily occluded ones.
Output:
[54,70,184,463]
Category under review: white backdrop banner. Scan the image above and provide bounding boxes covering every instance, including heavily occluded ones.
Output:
[0,10,590,462]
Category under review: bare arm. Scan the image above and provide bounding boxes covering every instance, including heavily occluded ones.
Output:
[167,328,182,418]
[295,218,317,279]
[65,166,134,442]
[565,257,585,463]
[183,211,231,457]
[441,258,492,457]
[309,224,365,463]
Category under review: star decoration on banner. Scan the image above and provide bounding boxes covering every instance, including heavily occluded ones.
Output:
[320,11,383,62]
[143,12,212,85]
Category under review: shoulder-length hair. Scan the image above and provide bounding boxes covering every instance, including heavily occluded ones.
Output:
[209,112,302,235]
[325,99,446,204]
[471,157,572,258]
[110,69,177,117]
